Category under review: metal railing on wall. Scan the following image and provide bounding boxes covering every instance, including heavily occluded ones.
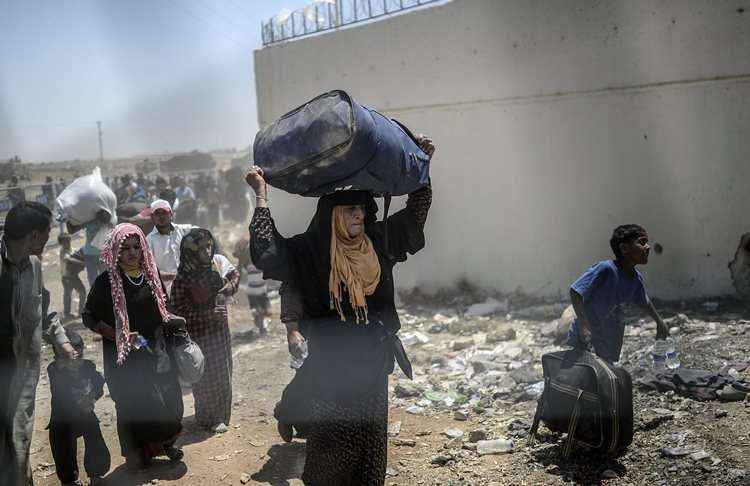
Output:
[261,0,441,46]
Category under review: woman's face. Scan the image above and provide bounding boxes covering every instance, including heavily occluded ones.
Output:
[340,205,365,238]
[196,239,213,265]
[119,235,142,268]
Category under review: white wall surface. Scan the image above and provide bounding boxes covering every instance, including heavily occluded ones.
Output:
[253,0,750,300]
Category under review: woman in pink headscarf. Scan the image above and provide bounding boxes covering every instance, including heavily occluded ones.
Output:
[82,223,185,470]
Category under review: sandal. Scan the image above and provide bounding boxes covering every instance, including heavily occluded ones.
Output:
[277,420,293,443]
[165,446,184,463]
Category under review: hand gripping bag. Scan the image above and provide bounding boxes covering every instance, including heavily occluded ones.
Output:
[168,328,205,385]
[253,90,430,197]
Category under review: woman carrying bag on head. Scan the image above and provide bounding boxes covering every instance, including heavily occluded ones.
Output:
[83,223,185,471]
[246,136,435,486]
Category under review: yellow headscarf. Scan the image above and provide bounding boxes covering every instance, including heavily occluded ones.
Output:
[329,206,381,323]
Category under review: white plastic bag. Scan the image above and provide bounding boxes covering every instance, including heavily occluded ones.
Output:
[55,167,117,226]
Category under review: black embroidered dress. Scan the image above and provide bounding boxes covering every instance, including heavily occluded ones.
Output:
[249,185,431,486]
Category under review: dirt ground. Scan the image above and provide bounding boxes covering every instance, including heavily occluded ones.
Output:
[28,224,750,486]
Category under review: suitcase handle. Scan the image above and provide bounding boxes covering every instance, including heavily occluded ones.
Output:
[563,390,584,458]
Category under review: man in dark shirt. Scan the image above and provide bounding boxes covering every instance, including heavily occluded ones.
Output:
[0,202,74,486]
[0,255,16,465]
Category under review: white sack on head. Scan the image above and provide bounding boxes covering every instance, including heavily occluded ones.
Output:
[55,167,118,226]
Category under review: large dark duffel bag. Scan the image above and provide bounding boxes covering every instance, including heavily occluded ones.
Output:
[528,349,634,457]
[253,90,430,197]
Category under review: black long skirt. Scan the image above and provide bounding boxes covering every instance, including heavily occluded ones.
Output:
[104,344,183,457]
[275,320,393,486]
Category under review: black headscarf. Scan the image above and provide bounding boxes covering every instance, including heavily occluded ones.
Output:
[177,228,224,298]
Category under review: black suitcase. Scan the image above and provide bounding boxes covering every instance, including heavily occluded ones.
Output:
[528,349,633,457]
[253,90,430,197]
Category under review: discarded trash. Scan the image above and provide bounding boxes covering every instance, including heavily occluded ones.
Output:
[405,404,424,415]
[424,390,468,407]
[401,331,430,346]
[388,421,402,437]
[476,438,514,455]
[443,428,464,438]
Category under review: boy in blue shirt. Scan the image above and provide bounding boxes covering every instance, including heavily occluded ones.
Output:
[568,224,669,363]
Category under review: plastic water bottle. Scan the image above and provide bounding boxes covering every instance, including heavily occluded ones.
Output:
[664,337,681,370]
[651,339,668,371]
[651,337,680,371]
[133,335,150,352]
[476,438,514,456]
[290,340,309,370]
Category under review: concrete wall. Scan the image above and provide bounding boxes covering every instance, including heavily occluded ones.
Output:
[253,0,750,300]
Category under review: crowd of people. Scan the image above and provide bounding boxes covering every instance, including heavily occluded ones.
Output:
[0,163,268,485]
[0,132,676,486]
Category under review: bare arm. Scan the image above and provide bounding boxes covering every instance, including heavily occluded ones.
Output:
[643,300,669,340]
[570,288,592,340]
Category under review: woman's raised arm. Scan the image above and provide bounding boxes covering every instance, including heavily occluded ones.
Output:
[246,166,293,282]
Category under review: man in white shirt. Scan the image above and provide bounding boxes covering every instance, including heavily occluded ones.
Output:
[145,199,193,294]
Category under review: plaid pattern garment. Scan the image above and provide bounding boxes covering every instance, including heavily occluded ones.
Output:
[170,266,239,429]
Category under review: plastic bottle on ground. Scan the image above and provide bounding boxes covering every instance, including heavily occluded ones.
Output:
[651,337,679,371]
[664,337,680,370]
[476,438,514,455]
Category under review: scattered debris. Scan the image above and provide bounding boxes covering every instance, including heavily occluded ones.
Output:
[476,438,514,455]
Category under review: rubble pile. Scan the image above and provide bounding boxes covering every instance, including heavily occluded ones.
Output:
[384,291,750,484]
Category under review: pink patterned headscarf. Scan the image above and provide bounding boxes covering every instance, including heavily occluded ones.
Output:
[100,223,169,365]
